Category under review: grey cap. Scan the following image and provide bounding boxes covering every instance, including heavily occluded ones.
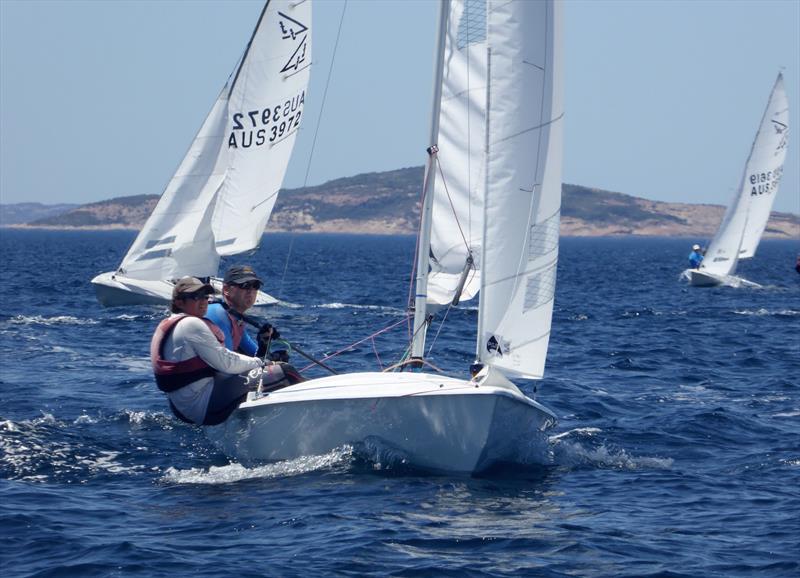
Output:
[172,277,214,299]
[223,265,262,286]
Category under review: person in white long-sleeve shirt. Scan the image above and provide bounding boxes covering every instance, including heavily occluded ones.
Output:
[151,277,264,425]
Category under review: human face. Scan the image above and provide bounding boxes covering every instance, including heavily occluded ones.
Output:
[224,282,259,313]
[176,292,209,317]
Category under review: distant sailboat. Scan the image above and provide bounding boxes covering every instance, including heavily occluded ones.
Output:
[92,0,311,306]
[684,74,789,287]
[208,0,564,474]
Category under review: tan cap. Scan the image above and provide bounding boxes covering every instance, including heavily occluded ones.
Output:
[172,277,214,299]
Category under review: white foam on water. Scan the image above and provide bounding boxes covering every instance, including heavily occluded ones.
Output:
[552,439,673,470]
[549,429,672,470]
[0,413,146,482]
[733,308,800,316]
[4,315,98,326]
[549,427,602,442]
[315,302,404,314]
[73,414,98,425]
[160,446,355,484]
[123,409,174,427]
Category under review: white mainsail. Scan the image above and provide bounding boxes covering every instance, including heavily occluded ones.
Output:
[736,73,789,259]
[476,0,563,379]
[412,0,562,378]
[117,1,311,281]
[700,73,789,277]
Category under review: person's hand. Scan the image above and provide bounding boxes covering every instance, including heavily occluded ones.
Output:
[257,322,280,345]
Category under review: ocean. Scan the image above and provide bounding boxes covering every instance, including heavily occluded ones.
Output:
[1,230,798,577]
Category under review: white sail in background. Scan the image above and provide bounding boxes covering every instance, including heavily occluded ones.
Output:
[701,73,789,277]
[736,74,789,259]
[119,93,228,281]
[477,0,563,379]
[212,3,311,256]
[116,0,310,280]
[426,0,488,306]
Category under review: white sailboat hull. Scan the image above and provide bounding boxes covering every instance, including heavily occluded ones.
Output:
[206,371,557,474]
[683,269,725,287]
[91,271,277,307]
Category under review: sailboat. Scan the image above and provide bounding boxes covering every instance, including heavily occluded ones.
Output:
[92,0,311,307]
[684,74,789,287]
[208,0,564,474]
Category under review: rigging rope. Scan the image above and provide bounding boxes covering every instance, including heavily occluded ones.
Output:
[298,314,410,373]
[435,156,471,252]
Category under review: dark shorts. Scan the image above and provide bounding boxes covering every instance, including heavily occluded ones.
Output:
[170,364,299,426]
[202,373,253,426]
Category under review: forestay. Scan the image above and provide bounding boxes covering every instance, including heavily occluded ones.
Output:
[476,0,563,379]
[701,73,789,277]
[117,1,311,280]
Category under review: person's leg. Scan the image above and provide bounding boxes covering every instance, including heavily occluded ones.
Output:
[202,374,251,425]
[277,362,304,384]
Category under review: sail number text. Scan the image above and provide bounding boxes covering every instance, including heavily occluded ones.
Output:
[748,167,782,196]
[228,90,305,148]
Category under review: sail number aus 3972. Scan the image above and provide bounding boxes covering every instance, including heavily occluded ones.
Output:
[748,167,782,196]
[228,90,305,148]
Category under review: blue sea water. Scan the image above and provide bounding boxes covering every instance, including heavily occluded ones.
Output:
[1,230,798,577]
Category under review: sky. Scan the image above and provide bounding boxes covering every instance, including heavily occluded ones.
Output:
[1,0,798,215]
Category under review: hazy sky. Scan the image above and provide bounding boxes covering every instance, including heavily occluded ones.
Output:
[1,0,798,215]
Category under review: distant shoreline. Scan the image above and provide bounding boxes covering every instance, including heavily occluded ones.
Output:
[3,223,797,240]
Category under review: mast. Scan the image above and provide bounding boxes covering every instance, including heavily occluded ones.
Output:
[475,44,491,366]
[410,0,450,361]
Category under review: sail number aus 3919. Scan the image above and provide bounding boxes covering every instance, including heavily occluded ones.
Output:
[228,90,305,148]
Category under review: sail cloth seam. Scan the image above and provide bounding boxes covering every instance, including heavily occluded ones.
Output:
[484,256,557,290]
[492,112,564,146]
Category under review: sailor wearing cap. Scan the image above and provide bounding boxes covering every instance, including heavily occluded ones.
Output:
[688,244,704,270]
[150,276,263,425]
[205,265,273,355]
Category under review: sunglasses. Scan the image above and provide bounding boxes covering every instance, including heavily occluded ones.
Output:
[234,281,261,290]
[180,293,209,301]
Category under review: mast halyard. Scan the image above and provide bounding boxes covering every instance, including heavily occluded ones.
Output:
[410,0,451,362]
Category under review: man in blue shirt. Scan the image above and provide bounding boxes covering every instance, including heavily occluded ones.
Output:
[205,265,272,355]
[205,265,303,387]
[688,244,704,269]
